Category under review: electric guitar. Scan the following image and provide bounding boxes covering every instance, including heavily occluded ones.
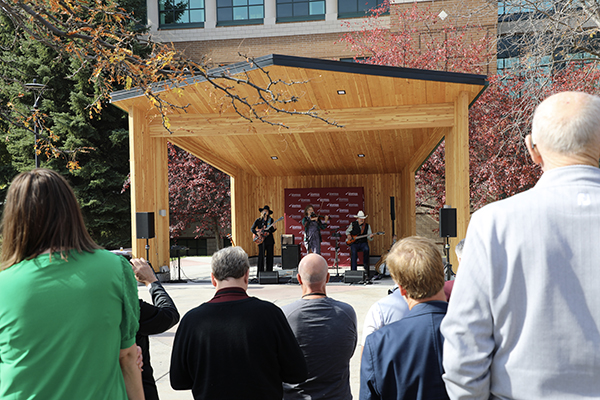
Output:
[226,234,235,246]
[346,231,385,245]
[253,216,283,245]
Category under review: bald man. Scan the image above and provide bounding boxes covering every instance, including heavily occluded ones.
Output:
[442,92,600,399]
[282,254,357,400]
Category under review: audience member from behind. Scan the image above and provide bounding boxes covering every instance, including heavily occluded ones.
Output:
[361,284,408,350]
[360,236,448,400]
[443,239,464,301]
[442,92,600,399]
[0,169,143,399]
[132,257,180,400]
[170,246,307,400]
[282,253,357,400]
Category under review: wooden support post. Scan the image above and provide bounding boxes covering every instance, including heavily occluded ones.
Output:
[128,107,170,270]
[445,91,470,270]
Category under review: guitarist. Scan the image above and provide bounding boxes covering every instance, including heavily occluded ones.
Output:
[250,205,277,272]
[345,211,373,278]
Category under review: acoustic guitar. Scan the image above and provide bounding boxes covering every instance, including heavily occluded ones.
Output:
[253,216,283,245]
[346,231,385,245]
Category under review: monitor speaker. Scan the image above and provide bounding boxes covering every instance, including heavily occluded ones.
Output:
[390,197,396,221]
[290,269,299,284]
[439,207,457,238]
[344,270,365,283]
[258,271,279,284]
[136,212,155,239]
[282,244,301,270]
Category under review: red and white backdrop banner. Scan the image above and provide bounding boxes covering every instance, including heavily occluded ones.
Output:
[284,187,364,267]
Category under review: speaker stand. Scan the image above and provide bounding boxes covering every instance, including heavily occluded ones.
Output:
[170,247,187,283]
[328,234,344,283]
[443,236,455,281]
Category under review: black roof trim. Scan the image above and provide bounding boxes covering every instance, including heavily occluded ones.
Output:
[111,54,488,103]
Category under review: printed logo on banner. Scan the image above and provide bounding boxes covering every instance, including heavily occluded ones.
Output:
[328,214,340,218]
[338,198,349,202]
[300,198,311,203]
[290,204,301,208]
[348,203,359,207]
[339,219,350,224]
[328,247,337,252]
[337,208,349,213]
[317,198,330,202]
[340,252,350,257]
[322,241,331,246]
[322,252,332,257]
[289,193,301,197]
[329,225,340,229]
[327,203,340,207]
[290,215,301,220]
[327,192,339,196]
[346,192,359,196]
[290,225,302,230]
[308,192,320,197]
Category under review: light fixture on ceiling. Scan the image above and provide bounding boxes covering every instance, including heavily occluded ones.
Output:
[337,90,346,95]
[358,154,365,158]
[271,156,278,160]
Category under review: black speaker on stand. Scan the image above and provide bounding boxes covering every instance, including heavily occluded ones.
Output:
[439,205,457,281]
[136,212,155,262]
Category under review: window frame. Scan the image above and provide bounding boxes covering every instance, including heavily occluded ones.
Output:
[276,0,326,23]
[216,0,265,27]
[158,0,206,28]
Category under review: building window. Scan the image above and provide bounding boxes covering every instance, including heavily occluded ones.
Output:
[217,0,264,25]
[276,0,325,22]
[159,0,205,28]
[338,0,385,18]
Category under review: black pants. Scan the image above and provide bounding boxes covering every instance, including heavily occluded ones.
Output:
[258,241,274,272]
[350,242,370,277]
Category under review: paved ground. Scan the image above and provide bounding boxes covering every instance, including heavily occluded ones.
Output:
[139,256,396,399]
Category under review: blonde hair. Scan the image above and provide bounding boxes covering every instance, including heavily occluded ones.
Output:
[386,236,444,300]
[1,169,100,270]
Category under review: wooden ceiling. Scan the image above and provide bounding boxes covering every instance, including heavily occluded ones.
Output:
[111,55,487,177]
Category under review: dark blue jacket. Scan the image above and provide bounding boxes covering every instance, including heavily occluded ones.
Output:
[360,301,449,400]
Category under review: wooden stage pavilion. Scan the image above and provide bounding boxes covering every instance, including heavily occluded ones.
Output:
[111,54,487,270]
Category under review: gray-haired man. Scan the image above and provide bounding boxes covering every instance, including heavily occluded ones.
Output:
[170,246,307,400]
[442,92,600,399]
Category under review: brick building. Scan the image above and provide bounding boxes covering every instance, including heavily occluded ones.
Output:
[146,0,498,68]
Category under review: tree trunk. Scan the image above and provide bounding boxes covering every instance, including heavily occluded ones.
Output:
[214,217,221,250]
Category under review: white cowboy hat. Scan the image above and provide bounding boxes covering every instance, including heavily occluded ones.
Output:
[354,211,368,219]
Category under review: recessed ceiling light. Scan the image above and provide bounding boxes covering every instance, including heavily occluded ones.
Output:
[271,156,278,160]
[358,154,365,158]
[337,90,346,95]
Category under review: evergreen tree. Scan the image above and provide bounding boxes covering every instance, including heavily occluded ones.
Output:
[0,13,132,248]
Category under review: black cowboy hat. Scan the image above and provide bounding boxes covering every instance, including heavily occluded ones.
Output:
[259,205,273,214]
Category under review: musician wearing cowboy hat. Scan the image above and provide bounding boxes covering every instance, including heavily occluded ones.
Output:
[251,205,277,272]
[345,211,373,278]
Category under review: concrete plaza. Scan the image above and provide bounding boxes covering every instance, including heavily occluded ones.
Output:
[139,256,396,399]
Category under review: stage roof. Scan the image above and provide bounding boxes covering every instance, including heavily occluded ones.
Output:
[111,54,487,177]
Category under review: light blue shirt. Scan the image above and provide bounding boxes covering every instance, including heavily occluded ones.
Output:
[442,166,600,399]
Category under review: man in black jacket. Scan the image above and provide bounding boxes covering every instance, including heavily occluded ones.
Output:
[170,246,307,400]
[131,258,180,400]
